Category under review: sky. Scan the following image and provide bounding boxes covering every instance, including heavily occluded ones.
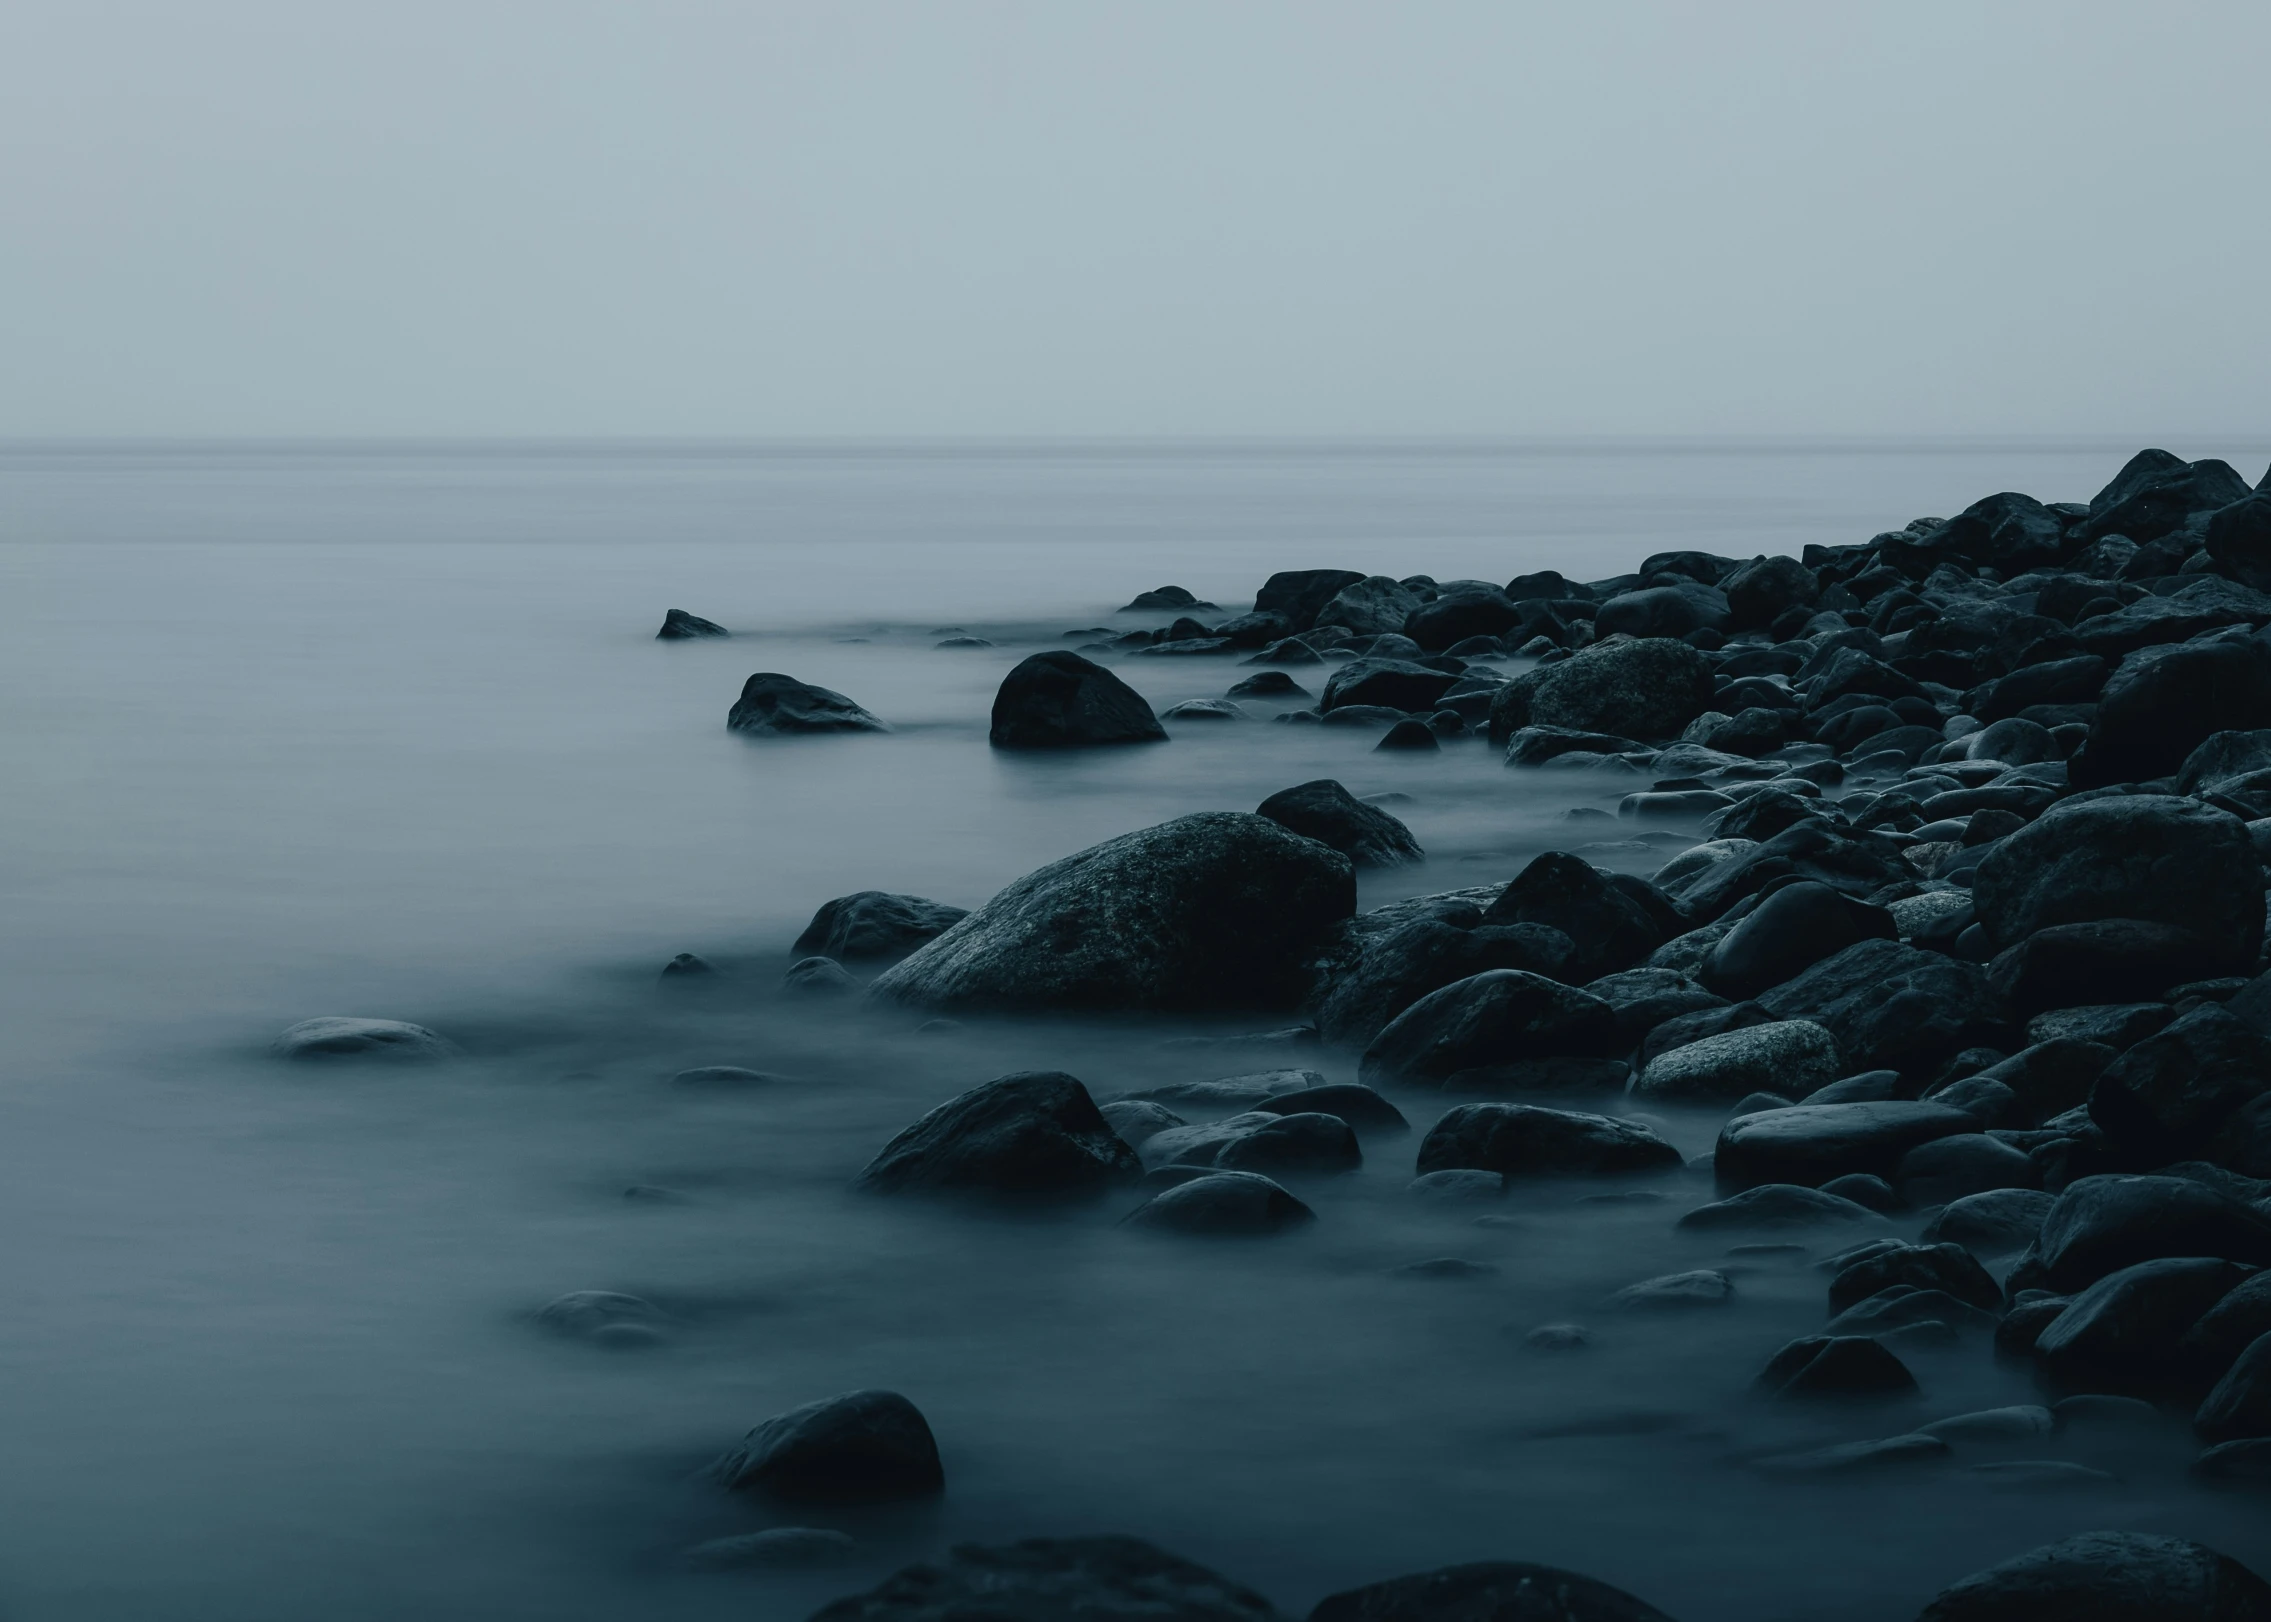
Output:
[2,1,2268,439]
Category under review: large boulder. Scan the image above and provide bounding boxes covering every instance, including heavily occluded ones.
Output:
[1488,638,1716,746]
[1722,555,1820,631]
[854,1072,1141,1198]
[1358,971,1618,1090]
[1308,1561,1675,1622]
[1753,939,2011,1076]
[792,892,969,964]
[2024,1174,2271,1293]
[1713,1101,1977,1191]
[1255,780,1422,868]
[1914,1531,2271,1622]
[870,814,1353,1013]
[1594,583,1730,640]
[727,673,888,735]
[1889,493,2069,573]
[808,1535,1283,1622]
[1314,576,1424,637]
[1415,1104,1682,1180]
[1826,1240,2002,1314]
[2077,447,2255,543]
[1320,659,1462,715]
[1971,795,2262,971]
[1480,853,1661,981]
[2089,1005,2271,1162]
[1256,569,1368,632]
[2068,635,2271,789]
[1405,588,1525,651]
[1670,823,1913,925]
[712,1390,943,1503]
[1632,1021,1841,1104]
[1700,882,1897,1001]
[2033,1257,2255,1392]
[988,652,1166,748]
[2207,496,2271,591]
[1986,920,2238,1013]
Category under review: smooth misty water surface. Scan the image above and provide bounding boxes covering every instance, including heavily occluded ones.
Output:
[3,440,2268,1621]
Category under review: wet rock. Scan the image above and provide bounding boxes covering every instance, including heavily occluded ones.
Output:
[670,1065,793,1090]
[1251,1083,1408,1139]
[793,892,970,965]
[1489,637,1717,744]
[1582,968,1726,1048]
[2069,634,2271,790]
[1320,658,1461,714]
[1946,1039,2117,1128]
[1162,699,1245,721]
[1255,570,1369,632]
[727,673,889,735]
[2194,1438,2271,1487]
[1358,971,1618,1089]
[1408,1169,1505,1204]
[1375,718,1440,752]
[1311,576,1424,637]
[1479,853,1661,980]
[657,608,729,639]
[1754,1334,1918,1399]
[1122,1171,1316,1237]
[1752,939,2010,1076]
[2027,1002,2174,1051]
[1124,1070,1326,1107]
[683,1527,854,1571]
[1996,1297,2072,1360]
[1633,1021,1841,1104]
[1987,920,2237,1013]
[2181,1274,2271,1379]
[810,1535,1280,1622]
[1699,882,1897,1001]
[1227,671,1309,700]
[712,1389,942,1503]
[1920,1405,2057,1444]
[1610,1269,1734,1309]
[2080,448,2255,543]
[1822,1173,1900,1211]
[1678,1184,1882,1230]
[1415,1104,1683,1180]
[1308,1560,1675,1622]
[2034,1257,2254,1392]
[2024,1174,2271,1293]
[1407,588,1528,651]
[659,952,718,984]
[854,1072,1141,1199]
[872,813,1353,1014]
[784,956,855,994]
[1924,1189,2057,1252]
[1213,1112,1362,1176]
[1254,779,1423,869]
[2089,1004,2271,1163]
[2198,1332,2271,1444]
[1312,916,1573,1047]
[988,651,1166,748]
[1524,1324,1594,1352]
[1100,1099,1187,1148]
[1827,1241,2002,1315]
[1913,1529,2271,1622]
[535,1290,666,1347]
[1723,554,1820,630]
[1714,1101,1978,1192]
[271,1017,459,1063]
[1806,1070,1904,1107]
[1596,583,1731,640]
[1896,1134,2037,1206]
[1122,586,1216,612]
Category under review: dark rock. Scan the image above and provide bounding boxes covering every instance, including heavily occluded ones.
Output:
[871,813,1352,1014]
[1406,589,1526,651]
[659,952,718,983]
[1633,1020,1841,1103]
[1376,719,1439,751]
[2208,497,2271,591]
[272,1017,458,1063]
[535,1290,666,1347]
[1988,920,2236,1013]
[1121,586,1216,611]
[2026,1174,2271,1292]
[1673,823,1915,926]
[1480,853,1661,980]
[1101,1099,1187,1147]
[1596,583,1731,640]
[1313,576,1423,637]
[1251,1084,1408,1138]
[2070,635,2271,789]
[2079,449,2255,544]
[988,651,1166,748]
[1409,1169,1505,1204]
[2035,1257,2254,1392]
[683,1526,856,1571]
[809,1535,1281,1622]
[1715,1101,1979,1191]
[2195,1438,2271,1487]
[2182,1274,2271,1379]
[784,955,854,994]
[1582,967,1727,1048]
[1308,1560,1674,1622]
[1723,555,1820,631]
[2198,1332,2271,1443]
[1823,1172,1900,1211]
[671,1065,793,1090]
[1255,570,1369,632]
[1828,1240,2001,1315]
[854,1072,1141,1199]
[1256,779,1423,868]
[728,672,888,735]
[1753,939,2011,1076]
[1754,1334,1917,1399]
[1700,881,1897,1001]
[2073,578,2271,661]
[1228,671,1310,700]
[1679,1184,1881,1230]
[712,1389,942,1503]
[2027,1003,2175,1051]
[1415,1104,1682,1180]
[1122,1171,1316,1237]
[1926,1189,2057,1252]
[1246,638,1325,666]
[2089,1005,2271,1162]
[1209,611,1294,649]
[1211,1112,1362,1176]
[1914,1529,2271,1622]
[1897,1134,2038,1205]
[1312,916,1573,1046]
[657,608,728,639]
[1806,1070,1904,1106]
[1972,655,2109,724]
[794,892,969,964]
[1610,1269,1734,1309]
[1827,1286,1997,1337]
[1317,659,1458,716]
[1488,638,1716,744]
[1359,971,1618,1089]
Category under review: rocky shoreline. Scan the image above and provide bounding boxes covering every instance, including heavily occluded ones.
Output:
[300,446,2271,1619]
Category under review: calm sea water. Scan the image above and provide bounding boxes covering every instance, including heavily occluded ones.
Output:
[2,439,2266,1621]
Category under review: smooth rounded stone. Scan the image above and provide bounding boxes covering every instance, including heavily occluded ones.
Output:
[1375,718,1440,751]
[1966,1460,2120,1491]
[1123,1070,1326,1107]
[1620,788,1736,822]
[870,813,1353,1014]
[1121,1171,1316,1237]
[1989,918,2241,1013]
[1408,1169,1505,1204]
[783,955,854,994]
[1581,967,1727,1048]
[1488,636,1717,745]
[1318,705,1405,730]
[1406,588,1531,652]
[1754,1334,1918,1399]
[656,607,730,639]
[535,1290,667,1347]
[1415,1104,1683,1181]
[1829,1285,1999,1337]
[1714,1101,1979,1192]
[1121,585,1215,611]
[2088,1004,2271,1163]
[2054,1393,2166,1431]
[1314,575,1425,637]
[1248,638,1326,666]
[727,672,888,735]
[1829,1241,2001,1315]
[1214,1112,1362,1176]
[2035,1257,2255,1392]
[671,1065,795,1090]
[1358,970,1618,1090]
[1955,1038,2116,1128]
[2198,1332,2271,1444]
[1896,1134,2038,1206]
[1131,1112,1277,1170]
[1678,1183,1881,1231]
[1821,1173,1899,1211]
[1159,699,1244,723]
[271,1016,459,1063]
[2027,1174,2271,1293]
[1649,837,1759,901]
[1751,938,2011,1078]
[1226,671,1309,700]
[1991,1295,2069,1361]
[1924,1189,2056,1252]
[2197,1437,2271,1489]
[659,951,718,983]
[2027,1002,2176,1051]
[1634,1020,1841,1105]
[1729,1091,1794,1117]
[1914,1530,2271,1622]
[1514,724,1653,767]
[1698,881,1898,1001]
[1320,657,1460,715]
[1389,1256,1500,1281]
[1256,778,1423,868]
[1310,915,1575,1046]
[2181,1273,2271,1378]
[1100,1099,1187,1148]
[1610,1269,1734,1309]
[1757,1432,1950,1476]
[1921,1405,2057,1444]
[684,1526,856,1572]
[985,650,1165,749]
[1252,1083,1408,1138]
[2070,631,2271,789]
[812,1534,1277,1622]
[1804,1070,1903,1106]
[854,1071,1141,1199]
[1700,786,1834,844]
[712,1390,942,1504]
[1525,1323,1593,1352]
[1309,1560,1676,1622]
[1479,851,1663,980]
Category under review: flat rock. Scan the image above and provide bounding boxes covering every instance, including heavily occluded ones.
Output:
[809,1535,1282,1622]
[1634,1020,1841,1104]
[1416,1104,1683,1180]
[272,1017,459,1063]
[1714,1101,1978,1192]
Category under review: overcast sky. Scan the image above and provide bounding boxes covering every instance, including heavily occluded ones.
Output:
[3,2,2267,438]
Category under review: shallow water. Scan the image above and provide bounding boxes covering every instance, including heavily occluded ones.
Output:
[3,439,2269,1621]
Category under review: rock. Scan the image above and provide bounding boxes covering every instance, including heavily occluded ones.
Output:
[1920,1405,2057,1444]
[683,1527,855,1571]
[2027,1003,2174,1051]
[1679,1184,1882,1230]
[727,673,888,735]
[1913,1530,2271,1622]
[1478,853,1660,980]
[1313,576,1424,637]
[1489,637,1717,745]
[1121,586,1216,612]
[854,1072,1141,1199]
[1312,917,1573,1046]
[1987,920,2236,1013]
[2080,448,2256,543]
[2195,1437,2271,1487]
[1407,588,1527,651]
[1524,1323,1593,1352]
[1633,1021,1842,1104]
[2181,1274,2271,1379]
[1308,1560,1675,1622]
[1415,1104,1683,1180]
[2198,1331,2271,1445]
[1121,1171,1316,1236]
[2025,1174,2271,1292]
[2035,1257,2254,1392]
[272,1017,458,1063]
[1376,718,1439,751]
[1925,1189,2057,1251]
[1753,939,2010,1076]
[1254,780,1425,870]
[871,814,1352,1013]
[810,1535,1281,1622]
[1757,1433,1950,1476]
[657,608,728,639]
[1611,1269,1734,1309]
[1100,1099,1187,1147]
[1823,1173,1900,1211]
[2070,634,2271,789]
[712,1389,942,1503]
[1316,659,1456,716]
[534,1290,666,1347]
[2089,1005,2271,1162]
[1358,971,1618,1089]
[1227,672,1309,701]
[1715,1101,1980,1192]
[2074,578,2271,661]
[793,892,969,965]
[1251,1083,1408,1138]
[670,1065,793,1089]
[1162,699,1245,721]
[1896,1134,2038,1205]
[1754,1335,1917,1399]
[988,651,1166,748]
[1805,1070,1904,1107]
[659,952,718,984]
[1699,882,1897,1001]
[1408,1169,1505,1204]
[1211,1113,1362,1176]
[1256,569,1369,632]
[1389,1257,1500,1281]
[1723,555,1820,630]
[1124,1070,1327,1107]
[1828,1241,2002,1314]
[1673,822,1915,926]
[783,956,854,994]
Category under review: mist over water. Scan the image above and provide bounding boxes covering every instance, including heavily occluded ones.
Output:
[4,440,2269,1621]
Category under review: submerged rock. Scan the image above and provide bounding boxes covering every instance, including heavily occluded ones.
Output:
[683,1526,854,1571]
[1678,1184,1881,1231]
[1914,1530,2271,1622]
[1358,971,1618,1089]
[854,1072,1141,1199]
[1255,779,1423,867]
[1307,1560,1677,1622]
[656,608,729,639]
[988,651,1167,748]
[727,672,888,735]
[1754,1335,1917,1399]
[793,891,970,964]
[534,1290,666,1347]
[272,1017,459,1063]
[712,1389,943,1503]
[1121,1171,1316,1236]
[1415,1104,1682,1180]
[808,1535,1281,1622]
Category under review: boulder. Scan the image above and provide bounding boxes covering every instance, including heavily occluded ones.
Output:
[1914,1531,2271,1622]
[1723,555,1820,631]
[1320,659,1461,714]
[1488,638,1717,745]
[1308,1561,1675,1622]
[1256,569,1369,631]
[1121,1171,1316,1237]
[712,1390,942,1503]
[2207,496,2271,591]
[2069,635,2271,789]
[1826,1287,1996,1338]
[1312,917,1573,1046]
[1359,971,1618,1089]
[1213,1113,1363,1177]
[1251,1083,1408,1139]
[1924,1189,2057,1252]
[271,1017,458,1063]
[1632,1020,1841,1104]
[1227,671,1309,701]
[783,956,854,994]
[1100,1099,1186,1148]
[657,608,728,639]
[1677,1184,1882,1230]
[808,1535,1282,1622]
[2025,1174,2271,1293]
[870,813,1353,1014]
[1700,882,1898,1001]
[1610,1269,1735,1309]
[2198,1332,2271,1444]
[1828,1241,2002,1314]
[1595,583,1731,640]
[1956,1040,2115,1128]
[988,652,1166,748]
[2079,448,2255,543]
[1255,779,1423,868]
[2088,1005,2271,1162]
[727,672,888,735]
[1315,576,1425,637]
[1415,1104,1682,1180]
[1714,1101,1978,1191]
[793,892,970,964]
[2033,1257,2255,1392]
[854,1072,1141,1199]
[1753,939,2011,1076]
[1121,585,1215,611]
[1406,589,1525,651]
[1582,968,1727,1049]
[1479,853,1661,980]
[1754,1335,1917,1399]
[1672,823,1914,925]
[1987,920,2237,1013]
[1895,1134,2038,1206]
[2181,1273,2271,1379]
